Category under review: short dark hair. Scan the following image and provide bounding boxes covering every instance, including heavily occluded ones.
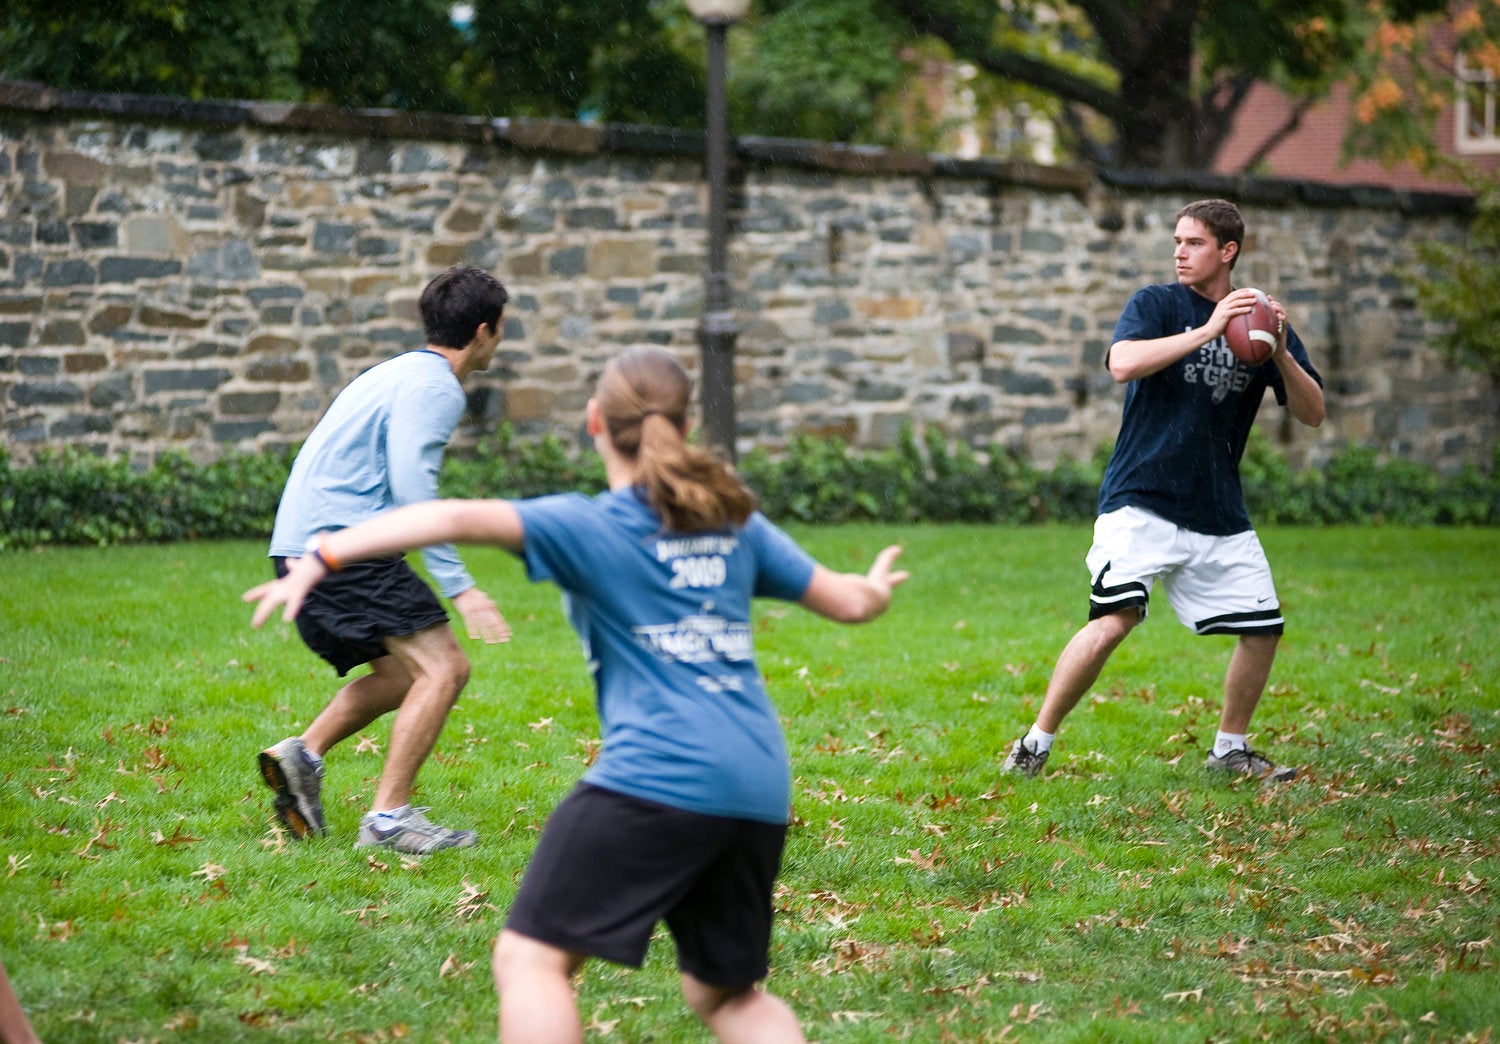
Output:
[1177,199,1245,268]
[419,265,508,348]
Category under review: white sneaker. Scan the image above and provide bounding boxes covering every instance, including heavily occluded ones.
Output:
[355,807,477,854]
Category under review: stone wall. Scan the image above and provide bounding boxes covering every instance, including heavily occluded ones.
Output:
[1,80,1493,473]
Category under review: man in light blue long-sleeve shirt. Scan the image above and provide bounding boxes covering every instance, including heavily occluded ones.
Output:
[257,265,512,855]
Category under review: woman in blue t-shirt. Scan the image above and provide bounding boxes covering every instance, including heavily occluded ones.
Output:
[246,347,907,1042]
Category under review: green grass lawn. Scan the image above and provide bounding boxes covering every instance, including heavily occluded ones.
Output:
[2,525,1496,1042]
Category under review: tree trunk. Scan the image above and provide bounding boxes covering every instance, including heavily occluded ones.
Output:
[1107,0,1202,169]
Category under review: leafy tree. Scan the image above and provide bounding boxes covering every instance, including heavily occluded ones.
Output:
[2,0,1475,173]
[731,0,905,142]
[868,0,1463,169]
[0,0,309,101]
[511,0,1462,168]
[1409,171,1500,386]
[455,0,704,125]
[1343,0,1500,172]
[1338,0,1500,388]
[0,0,470,112]
[297,0,467,113]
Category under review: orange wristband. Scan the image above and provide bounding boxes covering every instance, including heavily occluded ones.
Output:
[311,537,343,573]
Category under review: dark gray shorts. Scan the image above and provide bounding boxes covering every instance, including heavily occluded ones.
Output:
[272,556,448,676]
[506,782,788,989]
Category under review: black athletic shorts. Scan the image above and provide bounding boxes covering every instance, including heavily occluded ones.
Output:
[506,782,788,989]
[273,556,449,676]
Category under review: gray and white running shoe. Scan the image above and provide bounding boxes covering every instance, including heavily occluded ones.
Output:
[355,807,477,855]
[1000,737,1050,778]
[1205,746,1296,783]
[258,736,327,838]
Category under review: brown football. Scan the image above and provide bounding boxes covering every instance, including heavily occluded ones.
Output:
[1224,289,1279,365]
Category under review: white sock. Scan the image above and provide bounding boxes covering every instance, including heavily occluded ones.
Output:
[1213,732,1248,757]
[1024,725,1055,754]
[372,803,411,821]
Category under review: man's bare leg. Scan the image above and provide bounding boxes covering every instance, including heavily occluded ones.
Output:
[681,975,806,1044]
[300,656,413,757]
[1036,610,1140,733]
[369,623,470,811]
[493,931,586,1044]
[1220,634,1278,735]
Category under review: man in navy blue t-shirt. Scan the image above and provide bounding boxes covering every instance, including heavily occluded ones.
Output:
[1003,199,1326,783]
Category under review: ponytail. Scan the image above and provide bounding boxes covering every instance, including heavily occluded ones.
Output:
[598,349,757,532]
[636,414,756,531]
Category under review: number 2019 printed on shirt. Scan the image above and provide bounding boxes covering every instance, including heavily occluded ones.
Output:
[669,555,727,589]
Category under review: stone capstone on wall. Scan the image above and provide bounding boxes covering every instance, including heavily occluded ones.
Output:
[0,79,1492,473]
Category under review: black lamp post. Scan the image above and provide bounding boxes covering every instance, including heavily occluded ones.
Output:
[685,0,750,462]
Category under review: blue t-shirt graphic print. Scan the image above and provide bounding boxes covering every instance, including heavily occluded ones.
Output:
[1097,283,1322,536]
[513,488,817,825]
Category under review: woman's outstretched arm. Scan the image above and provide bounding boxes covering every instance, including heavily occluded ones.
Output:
[798,545,908,624]
[244,499,524,627]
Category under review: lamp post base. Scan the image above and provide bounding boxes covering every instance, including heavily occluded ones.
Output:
[698,313,739,462]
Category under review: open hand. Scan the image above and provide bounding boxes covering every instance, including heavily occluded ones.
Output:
[867,545,910,593]
[453,587,512,644]
[243,554,326,628]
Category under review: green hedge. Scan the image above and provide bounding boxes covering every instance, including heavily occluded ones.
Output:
[736,427,1107,524]
[0,446,294,550]
[2,428,1496,549]
[1240,438,1500,525]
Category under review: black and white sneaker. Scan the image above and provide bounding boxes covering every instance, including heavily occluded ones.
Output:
[1001,737,1050,778]
[259,736,327,838]
[1205,746,1296,783]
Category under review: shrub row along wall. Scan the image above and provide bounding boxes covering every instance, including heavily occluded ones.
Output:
[0,80,1493,473]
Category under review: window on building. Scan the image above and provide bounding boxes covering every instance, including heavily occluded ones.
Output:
[1456,53,1500,153]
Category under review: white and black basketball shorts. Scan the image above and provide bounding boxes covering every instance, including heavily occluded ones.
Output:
[1084,506,1284,636]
